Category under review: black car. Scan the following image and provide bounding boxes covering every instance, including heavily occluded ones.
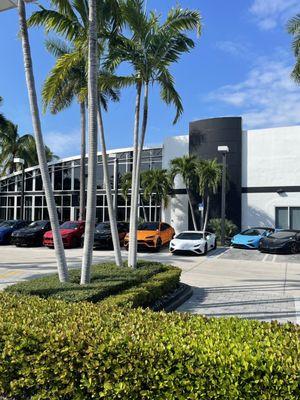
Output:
[259,230,300,254]
[11,220,51,247]
[82,222,129,249]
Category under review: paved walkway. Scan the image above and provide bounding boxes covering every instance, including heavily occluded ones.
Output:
[1,245,300,323]
[178,249,300,323]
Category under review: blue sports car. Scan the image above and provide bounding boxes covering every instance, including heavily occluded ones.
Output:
[231,227,274,249]
[0,220,27,244]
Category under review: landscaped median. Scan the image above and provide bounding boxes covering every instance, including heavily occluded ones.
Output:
[5,261,181,307]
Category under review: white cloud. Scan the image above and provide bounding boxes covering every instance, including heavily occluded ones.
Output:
[250,0,299,30]
[215,41,248,57]
[207,53,300,129]
[44,130,81,158]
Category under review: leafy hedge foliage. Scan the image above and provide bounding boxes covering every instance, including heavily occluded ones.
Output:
[5,261,178,304]
[0,293,299,399]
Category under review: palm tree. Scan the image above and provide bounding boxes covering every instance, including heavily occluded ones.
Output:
[80,0,98,284]
[170,155,199,231]
[287,15,300,82]
[0,96,8,131]
[0,121,57,175]
[42,38,87,221]
[29,0,125,273]
[141,169,172,222]
[17,0,68,283]
[109,0,201,268]
[196,159,222,233]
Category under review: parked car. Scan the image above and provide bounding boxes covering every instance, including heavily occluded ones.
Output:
[11,220,51,247]
[43,221,85,248]
[231,227,274,249]
[259,230,300,254]
[81,221,129,249]
[0,220,28,244]
[124,222,175,251]
[169,231,216,255]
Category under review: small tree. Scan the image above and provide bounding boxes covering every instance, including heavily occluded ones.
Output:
[170,155,199,230]
[196,159,222,232]
[141,169,172,222]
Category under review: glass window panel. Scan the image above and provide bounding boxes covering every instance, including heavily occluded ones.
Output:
[8,197,14,207]
[62,208,70,222]
[117,207,125,222]
[36,173,43,191]
[34,208,43,221]
[0,208,6,219]
[25,196,32,207]
[290,207,300,230]
[55,196,62,206]
[63,196,71,206]
[73,167,80,190]
[35,196,42,206]
[62,169,72,190]
[17,197,21,206]
[8,178,15,191]
[96,208,102,223]
[0,197,7,207]
[24,208,32,221]
[54,166,62,190]
[275,207,288,229]
[72,194,79,207]
[25,175,33,191]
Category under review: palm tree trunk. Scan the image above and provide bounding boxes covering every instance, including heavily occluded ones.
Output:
[140,196,148,222]
[97,105,123,267]
[187,188,198,230]
[18,0,68,283]
[128,82,142,267]
[203,194,209,232]
[128,82,149,268]
[81,0,98,285]
[154,195,158,222]
[79,101,86,221]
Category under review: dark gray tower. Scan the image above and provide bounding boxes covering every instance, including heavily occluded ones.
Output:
[189,117,242,229]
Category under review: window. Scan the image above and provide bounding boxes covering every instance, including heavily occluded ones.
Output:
[275,207,300,230]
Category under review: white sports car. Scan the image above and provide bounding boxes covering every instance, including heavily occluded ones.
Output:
[169,231,217,255]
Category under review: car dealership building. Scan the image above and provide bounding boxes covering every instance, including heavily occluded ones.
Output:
[1,117,300,233]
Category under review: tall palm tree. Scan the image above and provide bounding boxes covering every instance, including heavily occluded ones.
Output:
[141,169,172,222]
[29,0,125,273]
[42,38,87,221]
[109,0,201,268]
[170,155,199,231]
[196,159,222,233]
[17,0,68,283]
[80,0,98,284]
[0,122,57,175]
[287,14,300,82]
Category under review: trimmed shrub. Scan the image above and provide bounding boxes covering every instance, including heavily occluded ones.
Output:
[0,293,299,399]
[5,261,177,303]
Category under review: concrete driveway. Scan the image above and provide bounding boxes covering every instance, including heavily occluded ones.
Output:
[1,245,300,324]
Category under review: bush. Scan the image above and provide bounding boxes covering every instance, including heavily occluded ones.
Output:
[5,261,179,304]
[208,218,238,240]
[0,293,299,399]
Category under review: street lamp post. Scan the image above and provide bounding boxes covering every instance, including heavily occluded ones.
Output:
[217,146,229,246]
[14,158,25,220]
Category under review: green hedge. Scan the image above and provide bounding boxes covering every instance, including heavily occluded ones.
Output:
[5,261,177,303]
[0,293,299,399]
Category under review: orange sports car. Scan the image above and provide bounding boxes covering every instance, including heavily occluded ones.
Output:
[124,221,175,251]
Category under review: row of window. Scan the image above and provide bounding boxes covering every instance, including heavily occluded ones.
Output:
[275,207,300,230]
[0,149,162,193]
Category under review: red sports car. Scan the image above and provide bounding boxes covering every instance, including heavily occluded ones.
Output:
[43,221,85,248]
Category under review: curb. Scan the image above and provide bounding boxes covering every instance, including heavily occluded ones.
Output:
[151,283,193,312]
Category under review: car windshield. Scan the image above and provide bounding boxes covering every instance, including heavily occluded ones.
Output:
[269,231,297,239]
[0,220,16,228]
[60,222,79,230]
[241,228,267,236]
[96,223,111,231]
[176,232,203,240]
[29,221,48,228]
[138,222,160,231]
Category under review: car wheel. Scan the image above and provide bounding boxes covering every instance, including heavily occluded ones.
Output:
[213,240,217,250]
[290,243,298,254]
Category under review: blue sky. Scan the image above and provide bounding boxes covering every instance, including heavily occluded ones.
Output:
[0,0,299,158]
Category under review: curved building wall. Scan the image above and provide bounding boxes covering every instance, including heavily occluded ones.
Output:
[189,117,242,229]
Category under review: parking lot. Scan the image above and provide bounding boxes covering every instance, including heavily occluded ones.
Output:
[1,245,300,324]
